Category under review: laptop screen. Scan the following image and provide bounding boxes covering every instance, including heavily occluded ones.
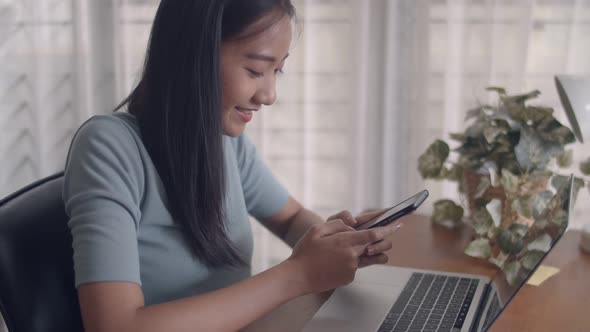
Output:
[480,175,573,331]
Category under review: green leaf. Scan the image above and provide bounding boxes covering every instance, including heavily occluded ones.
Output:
[524,106,555,125]
[418,140,450,179]
[551,176,583,205]
[470,208,494,235]
[536,117,576,145]
[503,157,523,176]
[431,199,464,228]
[504,105,553,127]
[505,102,527,122]
[483,126,507,144]
[533,216,548,230]
[551,209,568,227]
[502,169,519,194]
[489,253,507,269]
[449,132,465,142]
[522,250,545,270]
[502,90,541,106]
[527,234,552,253]
[509,223,529,237]
[464,238,492,259]
[474,197,491,209]
[556,149,573,168]
[474,176,491,199]
[515,127,542,170]
[488,170,500,188]
[580,157,590,175]
[497,228,525,255]
[528,170,553,183]
[486,86,507,95]
[465,107,484,121]
[438,165,463,182]
[515,127,563,171]
[448,164,463,181]
[503,260,522,286]
[486,199,502,227]
[532,191,553,219]
[487,225,502,240]
[551,175,569,191]
[439,164,470,182]
[512,195,535,218]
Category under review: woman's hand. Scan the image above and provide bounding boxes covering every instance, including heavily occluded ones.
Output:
[327,209,400,268]
[286,210,401,295]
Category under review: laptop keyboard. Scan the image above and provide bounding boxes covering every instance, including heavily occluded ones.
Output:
[377,273,479,332]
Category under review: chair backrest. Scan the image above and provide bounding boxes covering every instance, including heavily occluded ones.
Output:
[0,173,83,332]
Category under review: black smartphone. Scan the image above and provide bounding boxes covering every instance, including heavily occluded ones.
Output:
[354,190,429,230]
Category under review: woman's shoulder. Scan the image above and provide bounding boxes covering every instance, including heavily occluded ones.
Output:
[77,112,140,139]
[64,112,147,204]
[71,112,142,151]
[66,112,145,171]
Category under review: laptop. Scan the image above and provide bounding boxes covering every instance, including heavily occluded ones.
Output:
[555,75,590,143]
[303,175,574,332]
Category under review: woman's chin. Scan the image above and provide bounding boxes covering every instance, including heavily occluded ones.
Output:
[222,122,246,137]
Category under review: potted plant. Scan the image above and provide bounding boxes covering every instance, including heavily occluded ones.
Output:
[417,87,590,285]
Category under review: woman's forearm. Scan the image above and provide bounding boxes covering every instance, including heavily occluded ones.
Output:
[82,208,397,332]
[127,209,322,332]
[282,208,324,247]
[128,260,305,332]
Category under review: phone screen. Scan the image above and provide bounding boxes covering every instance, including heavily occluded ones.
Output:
[355,190,429,230]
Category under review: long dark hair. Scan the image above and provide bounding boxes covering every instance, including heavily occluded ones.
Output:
[114,0,296,267]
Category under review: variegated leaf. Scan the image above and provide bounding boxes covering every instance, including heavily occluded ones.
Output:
[464,238,492,259]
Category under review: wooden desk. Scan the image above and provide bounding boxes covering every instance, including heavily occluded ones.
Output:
[244,214,590,332]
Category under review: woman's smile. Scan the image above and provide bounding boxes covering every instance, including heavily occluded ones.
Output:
[234,107,257,122]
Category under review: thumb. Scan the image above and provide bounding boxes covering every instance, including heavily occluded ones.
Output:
[327,210,357,228]
[315,219,355,237]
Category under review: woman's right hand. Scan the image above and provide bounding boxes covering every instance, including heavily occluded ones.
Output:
[286,217,400,295]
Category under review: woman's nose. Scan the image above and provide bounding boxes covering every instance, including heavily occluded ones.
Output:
[254,77,277,106]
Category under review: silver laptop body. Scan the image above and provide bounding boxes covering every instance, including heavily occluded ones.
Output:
[304,175,573,332]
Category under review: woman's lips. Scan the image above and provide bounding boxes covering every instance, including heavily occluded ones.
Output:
[235,107,254,122]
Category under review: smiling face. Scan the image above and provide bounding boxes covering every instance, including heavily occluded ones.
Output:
[220,13,292,137]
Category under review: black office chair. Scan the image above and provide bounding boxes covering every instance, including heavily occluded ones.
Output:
[0,173,84,332]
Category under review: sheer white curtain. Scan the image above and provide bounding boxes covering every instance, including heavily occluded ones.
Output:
[253,0,590,270]
[0,2,146,330]
[0,0,121,198]
[348,0,590,230]
[1,0,589,304]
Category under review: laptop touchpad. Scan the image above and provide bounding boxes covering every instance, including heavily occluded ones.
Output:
[303,282,401,332]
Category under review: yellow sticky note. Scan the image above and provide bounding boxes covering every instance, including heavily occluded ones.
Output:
[526,265,560,286]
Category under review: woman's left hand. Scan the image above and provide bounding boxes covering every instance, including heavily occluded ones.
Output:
[326,209,401,268]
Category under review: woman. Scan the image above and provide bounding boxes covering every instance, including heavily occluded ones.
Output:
[63,0,399,331]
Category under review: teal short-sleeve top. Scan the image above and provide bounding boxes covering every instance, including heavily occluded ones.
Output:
[62,112,289,305]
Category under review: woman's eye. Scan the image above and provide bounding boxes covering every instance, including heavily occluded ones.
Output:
[247,69,263,78]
